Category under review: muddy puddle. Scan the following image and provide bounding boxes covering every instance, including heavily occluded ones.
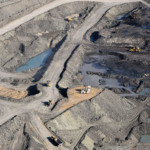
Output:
[139,88,150,95]
[141,25,150,29]
[79,55,123,88]
[16,48,53,72]
[79,53,150,96]
[140,135,150,143]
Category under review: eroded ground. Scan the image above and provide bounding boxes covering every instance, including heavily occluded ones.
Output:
[0,0,150,150]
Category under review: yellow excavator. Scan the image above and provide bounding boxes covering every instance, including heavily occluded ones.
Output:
[67,17,73,21]
[129,46,141,52]
[65,14,79,21]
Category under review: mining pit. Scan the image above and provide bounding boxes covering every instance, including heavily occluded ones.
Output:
[0,0,150,150]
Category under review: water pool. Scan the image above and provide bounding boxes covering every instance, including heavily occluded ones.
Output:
[16,48,53,72]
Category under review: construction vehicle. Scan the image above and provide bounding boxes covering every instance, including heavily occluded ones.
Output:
[45,100,53,107]
[67,17,73,21]
[48,100,53,106]
[81,86,91,94]
[129,46,141,52]
[46,80,51,87]
[47,136,62,146]
[65,14,79,21]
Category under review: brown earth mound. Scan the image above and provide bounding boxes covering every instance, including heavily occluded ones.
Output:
[0,85,28,99]
[60,86,102,110]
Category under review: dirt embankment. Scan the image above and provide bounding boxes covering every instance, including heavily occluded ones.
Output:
[0,115,27,149]
[0,115,46,150]
[49,2,150,149]
[0,1,99,73]
[46,89,149,149]
[77,1,150,97]
[0,85,27,99]
[86,2,149,48]
[0,1,150,150]
[60,86,102,111]
[58,45,86,89]
[0,0,54,28]
[144,0,150,4]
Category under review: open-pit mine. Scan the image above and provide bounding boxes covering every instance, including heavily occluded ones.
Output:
[0,0,150,150]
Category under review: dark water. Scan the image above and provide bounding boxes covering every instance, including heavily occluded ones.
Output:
[141,25,150,29]
[139,88,150,95]
[140,135,150,143]
[79,55,120,87]
[90,31,100,42]
[16,48,53,72]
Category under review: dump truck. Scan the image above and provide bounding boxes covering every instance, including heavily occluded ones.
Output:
[46,100,53,107]
[81,86,91,94]
[46,80,51,87]
[65,14,79,21]
[47,136,62,146]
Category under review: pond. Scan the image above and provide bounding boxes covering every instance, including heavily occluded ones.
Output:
[139,88,150,95]
[16,48,53,72]
[79,53,150,97]
[79,55,120,87]
[141,25,150,29]
[140,135,150,143]
[90,31,100,42]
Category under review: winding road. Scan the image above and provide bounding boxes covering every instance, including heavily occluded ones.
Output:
[0,0,143,36]
[0,0,149,149]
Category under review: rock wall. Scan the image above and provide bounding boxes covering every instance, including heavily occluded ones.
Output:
[58,45,86,88]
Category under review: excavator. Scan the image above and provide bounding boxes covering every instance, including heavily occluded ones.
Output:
[67,17,73,21]
[65,14,79,21]
[129,46,141,52]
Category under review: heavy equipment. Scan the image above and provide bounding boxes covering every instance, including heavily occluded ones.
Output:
[129,46,141,52]
[46,80,51,87]
[65,14,79,21]
[48,136,62,146]
[81,86,91,94]
[48,100,53,106]
[67,17,73,21]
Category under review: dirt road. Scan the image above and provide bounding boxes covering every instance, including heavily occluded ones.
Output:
[0,0,142,36]
[30,113,61,150]
[0,0,148,149]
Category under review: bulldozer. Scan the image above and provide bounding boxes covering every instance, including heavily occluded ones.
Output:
[129,46,141,52]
